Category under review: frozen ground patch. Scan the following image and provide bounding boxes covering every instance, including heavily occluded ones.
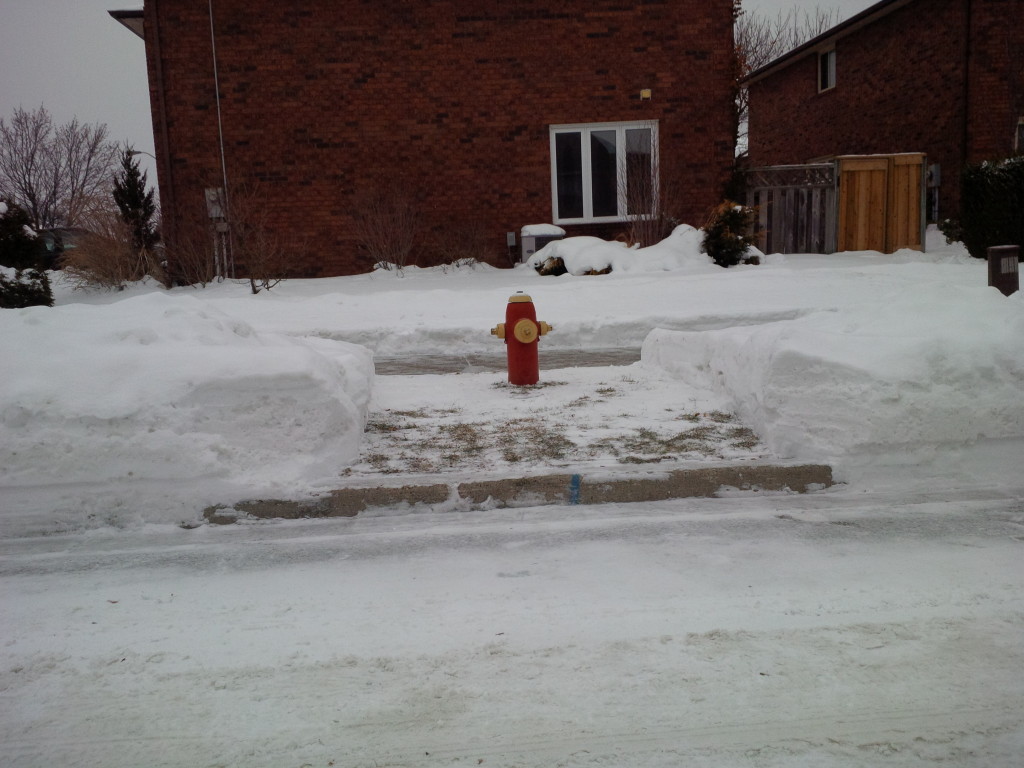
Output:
[348,364,769,478]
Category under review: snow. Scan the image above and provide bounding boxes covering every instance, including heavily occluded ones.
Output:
[526,223,715,274]
[642,284,1024,461]
[2,226,1024,766]
[2,226,1022,529]
[520,223,566,236]
[1,292,373,524]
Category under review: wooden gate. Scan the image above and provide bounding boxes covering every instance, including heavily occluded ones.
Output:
[745,164,837,255]
[747,154,925,255]
[837,154,924,252]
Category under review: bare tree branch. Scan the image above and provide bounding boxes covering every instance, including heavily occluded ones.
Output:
[735,4,842,153]
[0,106,118,230]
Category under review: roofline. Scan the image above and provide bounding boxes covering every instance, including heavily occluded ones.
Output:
[741,0,915,86]
[109,9,144,40]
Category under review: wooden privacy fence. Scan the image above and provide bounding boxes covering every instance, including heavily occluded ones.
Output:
[746,153,926,254]
[746,163,836,255]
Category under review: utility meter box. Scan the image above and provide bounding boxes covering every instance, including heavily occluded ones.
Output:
[988,245,1020,297]
[520,224,566,263]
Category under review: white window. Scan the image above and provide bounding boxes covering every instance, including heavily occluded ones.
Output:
[819,48,836,92]
[549,121,658,224]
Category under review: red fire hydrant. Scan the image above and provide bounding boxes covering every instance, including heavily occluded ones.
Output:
[490,292,552,386]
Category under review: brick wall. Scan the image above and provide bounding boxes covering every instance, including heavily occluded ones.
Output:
[144,0,736,278]
[748,0,1024,223]
[967,0,1024,163]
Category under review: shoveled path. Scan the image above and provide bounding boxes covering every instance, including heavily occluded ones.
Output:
[208,361,833,523]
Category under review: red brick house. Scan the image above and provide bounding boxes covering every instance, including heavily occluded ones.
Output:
[112,1,737,278]
[743,0,1024,223]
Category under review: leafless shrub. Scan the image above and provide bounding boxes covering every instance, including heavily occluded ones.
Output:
[432,219,488,267]
[61,210,164,289]
[164,180,295,292]
[352,186,421,271]
[163,202,219,287]
[226,182,293,294]
[620,140,681,247]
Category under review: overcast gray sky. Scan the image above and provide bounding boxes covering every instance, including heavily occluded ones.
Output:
[0,0,880,185]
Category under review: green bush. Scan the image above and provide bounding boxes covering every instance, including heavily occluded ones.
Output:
[0,268,53,308]
[0,200,47,270]
[703,201,757,268]
[954,157,1024,260]
[1,200,53,308]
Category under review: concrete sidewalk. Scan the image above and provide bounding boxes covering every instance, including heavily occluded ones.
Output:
[205,462,834,523]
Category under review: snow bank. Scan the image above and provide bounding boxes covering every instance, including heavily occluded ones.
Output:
[642,285,1024,461]
[0,292,373,489]
[526,224,717,274]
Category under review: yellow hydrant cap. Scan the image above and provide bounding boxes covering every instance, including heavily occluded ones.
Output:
[508,293,533,303]
[512,318,539,344]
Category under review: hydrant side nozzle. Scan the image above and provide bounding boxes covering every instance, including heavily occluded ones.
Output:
[538,321,552,336]
[491,323,506,339]
[512,318,539,344]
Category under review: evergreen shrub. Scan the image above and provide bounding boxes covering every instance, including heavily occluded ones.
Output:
[946,157,1024,260]
[0,268,53,309]
[0,200,53,308]
[703,201,757,268]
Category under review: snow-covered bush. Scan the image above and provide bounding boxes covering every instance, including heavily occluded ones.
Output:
[0,200,53,308]
[0,199,46,270]
[527,225,713,276]
[0,266,53,309]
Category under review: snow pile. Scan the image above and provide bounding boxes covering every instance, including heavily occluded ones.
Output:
[3,224,1020,526]
[526,224,716,274]
[642,285,1024,461]
[0,292,373,490]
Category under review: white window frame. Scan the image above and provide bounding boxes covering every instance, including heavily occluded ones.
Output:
[818,47,836,92]
[549,120,659,225]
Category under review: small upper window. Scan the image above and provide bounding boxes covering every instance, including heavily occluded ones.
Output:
[819,48,836,92]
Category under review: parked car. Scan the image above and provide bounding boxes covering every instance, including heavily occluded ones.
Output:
[38,228,89,270]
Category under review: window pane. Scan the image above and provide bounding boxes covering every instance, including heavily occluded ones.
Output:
[819,49,835,90]
[555,132,583,220]
[590,130,618,218]
[625,128,653,216]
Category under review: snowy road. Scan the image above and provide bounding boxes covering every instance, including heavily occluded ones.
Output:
[3,489,1023,767]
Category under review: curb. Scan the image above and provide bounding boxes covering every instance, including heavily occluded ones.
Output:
[204,462,834,524]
